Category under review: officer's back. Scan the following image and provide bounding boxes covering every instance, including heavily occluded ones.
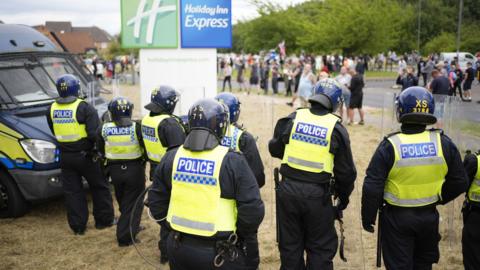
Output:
[147,99,264,270]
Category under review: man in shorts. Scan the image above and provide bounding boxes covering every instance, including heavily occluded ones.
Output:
[348,69,365,125]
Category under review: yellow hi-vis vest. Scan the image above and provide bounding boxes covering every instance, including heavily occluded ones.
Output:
[467,154,480,202]
[385,131,448,207]
[282,109,339,174]
[50,99,88,143]
[141,114,170,162]
[101,122,142,160]
[220,124,243,152]
[167,145,237,237]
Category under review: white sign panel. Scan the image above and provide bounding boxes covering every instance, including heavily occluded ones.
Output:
[139,48,217,116]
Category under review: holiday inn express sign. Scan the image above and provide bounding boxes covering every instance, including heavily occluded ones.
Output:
[121,0,231,48]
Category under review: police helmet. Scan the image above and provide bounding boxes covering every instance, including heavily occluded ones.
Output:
[56,74,80,98]
[309,78,343,112]
[396,86,436,125]
[214,92,240,123]
[108,97,134,126]
[144,85,179,114]
[188,99,229,140]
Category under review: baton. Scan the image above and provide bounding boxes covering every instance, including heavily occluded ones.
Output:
[376,210,382,268]
[274,168,280,243]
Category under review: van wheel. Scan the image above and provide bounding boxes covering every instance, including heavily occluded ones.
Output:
[0,171,28,218]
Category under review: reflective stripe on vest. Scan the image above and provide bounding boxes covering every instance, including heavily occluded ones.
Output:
[141,114,170,162]
[50,99,88,143]
[467,155,480,202]
[102,122,143,160]
[221,124,243,152]
[282,109,338,174]
[167,145,237,237]
[385,131,448,207]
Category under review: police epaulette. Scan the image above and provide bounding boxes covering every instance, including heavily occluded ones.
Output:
[233,123,245,131]
[384,131,402,139]
[428,128,444,135]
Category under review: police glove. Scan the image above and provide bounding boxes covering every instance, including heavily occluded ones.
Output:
[362,221,375,233]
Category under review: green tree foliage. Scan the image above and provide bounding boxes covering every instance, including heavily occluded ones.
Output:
[231,0,480,55]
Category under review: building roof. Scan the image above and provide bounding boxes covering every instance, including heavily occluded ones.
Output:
[45,21,72,33]
[73,26,112,43]
[53,31,95,54]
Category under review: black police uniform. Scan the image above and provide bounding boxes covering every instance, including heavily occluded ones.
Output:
[462,153,480,270]
[235,125,265,188]
[97,120,145,246]
[362,124,468,270]
[148,146,265,270]
[47,100,114,233]
[269,106,357,270]
[146,112,186,261]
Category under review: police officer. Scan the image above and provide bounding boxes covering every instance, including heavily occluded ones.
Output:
[147,99,264,270]
[361,86,468,270]
[97,97,145,246]
[269,78,357,270]
[462,150,480,270]
[141,85,186,262]
[47,74,114,235]
[214,92,265,187]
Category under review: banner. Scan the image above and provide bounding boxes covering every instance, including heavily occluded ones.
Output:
[180,0,232,48]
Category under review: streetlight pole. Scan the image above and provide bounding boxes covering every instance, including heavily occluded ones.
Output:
[417,0,422,53]
[456,0,464,62]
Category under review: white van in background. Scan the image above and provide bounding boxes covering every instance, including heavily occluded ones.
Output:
[439,52,476,70]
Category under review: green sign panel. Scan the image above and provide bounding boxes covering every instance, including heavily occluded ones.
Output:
[121,0,178,48]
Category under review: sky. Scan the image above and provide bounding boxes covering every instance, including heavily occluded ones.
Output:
[0,0,308,35]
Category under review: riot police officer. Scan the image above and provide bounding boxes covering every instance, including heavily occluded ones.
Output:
[269,78,357,270]
[462,150,480,270]
[361,86,468,270]
[97,97,145,246]
[47,74,114,235]
[147,99,265,270]
[214,92,265,187]
[141,85,186,262]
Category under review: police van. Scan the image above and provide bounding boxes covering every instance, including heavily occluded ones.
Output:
[0,24,107,217]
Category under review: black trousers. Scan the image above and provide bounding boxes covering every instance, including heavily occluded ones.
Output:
[222,76,232,92]
[381,205,440,270]
[277,178,337,270]
[167,232,251,270]
[60,152,114,232]
[462,207,480,270]
[450,81,463,98]
[109,161,145,244]
[150,163,170,258]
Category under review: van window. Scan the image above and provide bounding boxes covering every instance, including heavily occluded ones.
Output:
[0,56,87,106]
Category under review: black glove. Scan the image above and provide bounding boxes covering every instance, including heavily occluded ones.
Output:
[362,221,375,233]
[237,234,260,268]
[336,197,349,211]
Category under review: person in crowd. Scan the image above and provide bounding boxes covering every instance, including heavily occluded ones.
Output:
[429,70,450,129]
[450,64,463,98]
[271,61,280,95]
[362,86,468,270]
[417,57,427,86]
[287,60,303,106]
[297,63,316,107]
[222,63,232,92]
[462,150,480,270]
[396,66,418,91]
[260,61,269,94]
[47,74,115,235]
[249,60,260,95]
[284,61,294,97]
[348,69,365,125]
[237,59,247,92]
[269,78,356,270]
[463,62,474,101]
[335,66,352,120]
[148,99,265,270]
[141,86,186,264]
[97,97,145,247]
[355,58,366,78]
